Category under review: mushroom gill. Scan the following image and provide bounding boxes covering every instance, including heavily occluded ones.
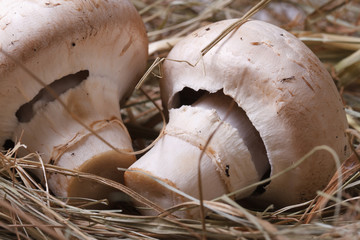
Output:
[16,70,89,123]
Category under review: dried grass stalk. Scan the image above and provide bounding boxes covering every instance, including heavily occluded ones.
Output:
[1,0,360,239]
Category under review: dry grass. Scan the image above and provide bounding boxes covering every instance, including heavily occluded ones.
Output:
[2,0,360,239]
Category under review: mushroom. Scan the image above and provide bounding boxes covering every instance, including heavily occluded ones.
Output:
[124,19,349,218]
[0,0,148,204]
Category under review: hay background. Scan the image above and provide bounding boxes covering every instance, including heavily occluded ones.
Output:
[1,0,360,239]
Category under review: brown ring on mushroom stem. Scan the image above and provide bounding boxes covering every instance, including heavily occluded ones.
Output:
[0,0,148,206]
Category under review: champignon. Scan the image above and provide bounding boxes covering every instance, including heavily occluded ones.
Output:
[124,19,349,218]
[0,0,148,204]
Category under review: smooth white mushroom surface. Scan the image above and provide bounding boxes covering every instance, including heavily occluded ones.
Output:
[125,19,349,218]
[0,0,148,204]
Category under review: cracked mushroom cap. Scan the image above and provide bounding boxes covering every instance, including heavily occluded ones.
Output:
[158,19,349,207]
[0,0,148,202]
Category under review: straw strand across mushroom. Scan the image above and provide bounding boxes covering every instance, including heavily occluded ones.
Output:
[124,19,350,219]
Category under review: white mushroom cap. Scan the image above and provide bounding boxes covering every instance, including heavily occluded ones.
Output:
[0,0,148,203]
[162,19,349,206]
[125,19,349,215]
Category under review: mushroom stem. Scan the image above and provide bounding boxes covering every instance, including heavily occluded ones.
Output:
[194,92,270,179]
[16,88,136,207]
[125,92,268,217]
[50,119,135,202]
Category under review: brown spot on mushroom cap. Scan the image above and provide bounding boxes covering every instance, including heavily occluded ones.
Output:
[301,76,315,92]
[120,36,133,56]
